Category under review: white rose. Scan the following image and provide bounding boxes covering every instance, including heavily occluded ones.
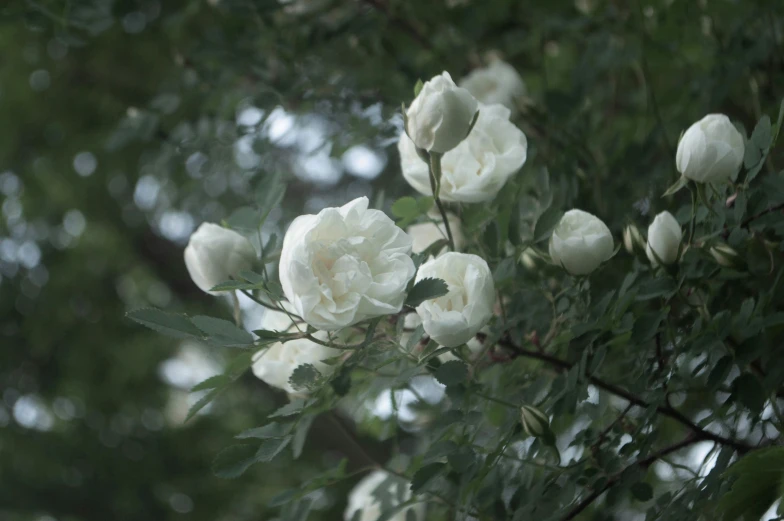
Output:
[414,252,495,348]
[405,71,479,154]
[676,113,745,183]
[399,103,527,203]
[401,313,484,362]
[279,197,416,330]
[459,60,526,112]
[407,212,464,254]
[184,223,256,294]
[549,209,614,275]
[251,306,341,394]
[344,470,424,521]
[646,211,682,266]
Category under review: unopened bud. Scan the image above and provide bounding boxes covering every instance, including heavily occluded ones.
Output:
[520,405,550,438]
[520,247,541,271]
[709,243,741,268]
[623,224,645,254]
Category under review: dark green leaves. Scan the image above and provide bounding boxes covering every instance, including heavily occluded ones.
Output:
[533,206,563,243]
[212,444,259,479]
[434,360,468,386]
[405,278,449,307]
[410,462,446,493]
[289,364,322,391]
[718,447,784,520]
[192,316,254,347]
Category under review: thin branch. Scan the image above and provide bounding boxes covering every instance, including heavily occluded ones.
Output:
[562,433,699,520]
[741,202,784,229]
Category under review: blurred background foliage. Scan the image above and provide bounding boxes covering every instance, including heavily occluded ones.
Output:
[1,0,783,520]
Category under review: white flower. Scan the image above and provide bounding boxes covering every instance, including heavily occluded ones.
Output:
[399,103,527,203]
[676,114,745,183]
[401,313,484,362]
[414,252,495,348]
[279,197,416,330]
[184,223,256,294]
[646,211,682,266]
[459,60,526,112]
[407,212,464,254]
[251,306,341,394]
[344,470,424,521]
[405,72,478,154]
[549,209,614,275]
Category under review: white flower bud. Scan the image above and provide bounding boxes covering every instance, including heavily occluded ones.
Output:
[549,210,614,275]
[459,60,526,113]
[710,243,741,268]
[414,252,495,348]
[399,103,527,203]
[405,72,479,154]
[184,223,256,294]
[676,114,745,183]
[646,211,683,266]
[279,197,415,330]
[344,470,424,521]
[623,224,644,254]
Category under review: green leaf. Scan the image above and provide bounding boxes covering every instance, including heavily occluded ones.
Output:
[256,436,292,462]
[289,364,322,391]
[212,444,258,479]
[209,280,265,292]
[733,373,766,413]
[405,278,449,308]
[719,447,784,520]
[410,462,446,493]
[191,374,230,392]
[191,316,255,347]
[707,356,733,391]
[630,482,653,502]
[391,196,433,227]
[533,206,563,243]
[236,422,293,439]
[773,98,784,144]
[268,398,310,418]
[185,386,224,422]
[126,308,202,338]
[434,360,468,386]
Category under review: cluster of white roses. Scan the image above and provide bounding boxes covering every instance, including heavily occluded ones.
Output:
[181,61,748,521]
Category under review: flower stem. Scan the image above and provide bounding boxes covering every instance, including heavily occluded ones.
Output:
[428,152,456,252]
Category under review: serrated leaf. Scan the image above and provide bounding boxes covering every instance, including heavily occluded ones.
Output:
[192,316,255,347]
[434,360,468,386]
[405,278,449,307]
[185,386,224,422]
[212,444,258,479]
[269,398,310,418]
[410,462,445,493]
[236,422,293,439]
[289,364,322,391]
[209,280,265,292]
[256,436,292,462]
[533,206,563,243]
[127,308,202,338]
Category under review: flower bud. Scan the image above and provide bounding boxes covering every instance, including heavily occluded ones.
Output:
[623,224,645,254]
[710,243,741,268]
[520,405,551,440]
[676,114,745,184]
[184,223,256,294]
[549,209,614,275]
[645,211,683,266]
[405,72,479,154]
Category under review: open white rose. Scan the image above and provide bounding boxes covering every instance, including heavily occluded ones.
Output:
[399,103,527,203]
[405,71,478,154]
[646,211,682,266]
[184,223,256,294]
[460,60,526,112]
[407,212,464,254]
[344,470,424,521]
[549,209,614,275]
[676,114,745,183]
[251,306,341,394]
[279,197,416,330]
[414,252,495,348]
